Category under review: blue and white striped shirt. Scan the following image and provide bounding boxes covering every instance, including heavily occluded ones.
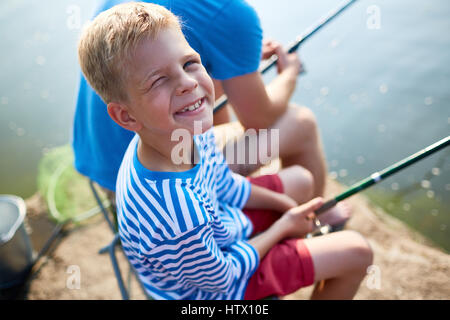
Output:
[116,129,259,299]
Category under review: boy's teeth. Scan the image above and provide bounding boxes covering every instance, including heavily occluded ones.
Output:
[180,100,201,113]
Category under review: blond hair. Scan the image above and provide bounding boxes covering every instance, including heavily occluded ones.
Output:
[78,2,181,103]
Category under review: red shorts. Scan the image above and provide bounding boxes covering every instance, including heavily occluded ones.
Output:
[243,174,315,300]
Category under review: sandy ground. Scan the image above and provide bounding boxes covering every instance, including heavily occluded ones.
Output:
[3,178,449,300]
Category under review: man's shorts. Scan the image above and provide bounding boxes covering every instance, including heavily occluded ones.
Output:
[243,174,315,300]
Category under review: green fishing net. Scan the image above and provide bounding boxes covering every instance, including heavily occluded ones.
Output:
[36,145,109,224]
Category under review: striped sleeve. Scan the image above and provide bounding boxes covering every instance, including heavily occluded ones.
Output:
[211,141,251,209]
[145,223,259,295]
[216,167,251,209]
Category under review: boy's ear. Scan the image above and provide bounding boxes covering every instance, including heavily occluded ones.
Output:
[107,102,142,132]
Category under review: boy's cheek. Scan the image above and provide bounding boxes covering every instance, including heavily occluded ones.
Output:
[195,110,214,134]
[202,72,215,98]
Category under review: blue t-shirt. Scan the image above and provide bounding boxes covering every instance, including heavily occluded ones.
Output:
[72,0,263,190]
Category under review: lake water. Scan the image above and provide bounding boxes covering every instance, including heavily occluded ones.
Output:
[0,0,449,251]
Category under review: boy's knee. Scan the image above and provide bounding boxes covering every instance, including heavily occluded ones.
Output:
[293,165,314,198]
[342,230,374,272]
[281,165,314,201]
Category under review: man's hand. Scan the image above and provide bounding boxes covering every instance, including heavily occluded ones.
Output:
[261,39,302,75]
[221,39,303,129]
[261,39,280,60]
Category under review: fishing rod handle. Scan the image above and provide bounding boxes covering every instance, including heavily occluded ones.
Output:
[314,198,338,215]
[259,36,303,72]
[258,43,302,75]
[259,55,278,74]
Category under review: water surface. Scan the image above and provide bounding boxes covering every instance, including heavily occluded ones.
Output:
[1,0,448,250]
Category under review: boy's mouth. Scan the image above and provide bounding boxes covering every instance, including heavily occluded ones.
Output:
[175,98,205,115]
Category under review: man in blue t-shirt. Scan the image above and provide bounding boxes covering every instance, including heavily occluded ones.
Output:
[73,0,351,227]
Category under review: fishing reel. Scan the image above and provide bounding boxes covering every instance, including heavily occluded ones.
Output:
[306,217,331,238]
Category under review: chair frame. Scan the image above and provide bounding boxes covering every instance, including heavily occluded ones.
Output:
[89,179,151,300]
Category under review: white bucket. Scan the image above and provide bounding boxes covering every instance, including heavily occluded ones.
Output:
[0,195,34,289]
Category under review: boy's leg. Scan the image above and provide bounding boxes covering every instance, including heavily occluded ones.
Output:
[244,166,314,236]
[244,230,373,300]
[243,173,372,299]
[277,165,314,204]
[303,230,374,299]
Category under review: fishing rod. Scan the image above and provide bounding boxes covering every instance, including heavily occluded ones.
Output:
[213,0,359,113]
[315,136,450,215]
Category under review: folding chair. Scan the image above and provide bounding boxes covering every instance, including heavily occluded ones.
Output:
[89,179,151,300]
[88,179,116,233]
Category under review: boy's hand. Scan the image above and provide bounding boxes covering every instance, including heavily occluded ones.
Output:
[280,197,324,239]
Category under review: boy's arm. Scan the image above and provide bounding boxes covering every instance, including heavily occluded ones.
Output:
[147,224,259,295]
[244,183,297,213]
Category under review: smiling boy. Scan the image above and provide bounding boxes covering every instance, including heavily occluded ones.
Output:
[78,2,373,300]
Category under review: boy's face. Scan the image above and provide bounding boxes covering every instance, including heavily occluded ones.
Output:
[124,27,214,136]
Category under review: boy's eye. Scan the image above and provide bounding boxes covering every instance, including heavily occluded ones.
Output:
[151,76,165,89]
[184,59,199,69]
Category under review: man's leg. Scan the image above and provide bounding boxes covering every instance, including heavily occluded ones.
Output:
[213,104,351,226]
[215,104,326,197]
[271,105,327,197]
[268,106,352,227]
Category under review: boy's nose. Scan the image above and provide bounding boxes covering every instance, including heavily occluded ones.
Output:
[176,74,198,95]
